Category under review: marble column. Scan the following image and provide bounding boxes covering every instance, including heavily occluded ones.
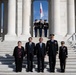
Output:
[67,0,75,34]
[31,0,33,37]
[5,0,16,41]
[17,0,22,36]
[3,0,8,36]
[22,0,31,37]
[0,1,1,37]
[49,0,60,35]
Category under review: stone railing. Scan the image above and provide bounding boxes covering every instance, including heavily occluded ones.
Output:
[67,33,76,49]
[67,33,76,42]
[0,37,2,42]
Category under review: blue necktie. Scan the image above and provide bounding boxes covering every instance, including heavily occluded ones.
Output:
[40,43,42,48]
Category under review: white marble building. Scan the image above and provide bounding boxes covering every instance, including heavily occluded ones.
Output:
[0,0,75,41]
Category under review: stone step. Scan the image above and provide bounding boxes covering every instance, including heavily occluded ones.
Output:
[0,73,76,75]
[0,61,76,65]
[0,57,75,60]
[0,44,63,46]
[0,49,74,51]
[0,47,74,50]
[0,41,76,74]
[0,63,76,68]
[0,52,75,55]
[0,59,75,63]
[0,58,76,62]
[0,68,76,73]
[0,51,74,54]
[2,49,75,51]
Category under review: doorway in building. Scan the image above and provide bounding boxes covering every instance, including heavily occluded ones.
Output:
[32,0,49,37]
[0,0,8,41]
[0,1,4,41]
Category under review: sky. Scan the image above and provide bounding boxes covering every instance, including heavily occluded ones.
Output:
[33,0,48,21]
[1,1,48,27]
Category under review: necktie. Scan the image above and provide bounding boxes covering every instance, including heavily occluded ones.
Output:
[29,42,32,46]
[40,43,42,48]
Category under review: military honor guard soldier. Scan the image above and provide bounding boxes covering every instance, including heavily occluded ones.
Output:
[59,41,68,72]
[34,19,39,37]
[43,20,49,37]
[13,41,25,72]
[46,34,58,72]
[25,37,35,72]
[38,19,44,37]
[36,37,46,72]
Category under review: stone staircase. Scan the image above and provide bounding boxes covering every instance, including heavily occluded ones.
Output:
[0,38,76,75]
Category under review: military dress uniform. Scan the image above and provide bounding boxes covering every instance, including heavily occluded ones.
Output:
[36,42,46,72]
[38,21,43,37]
[43,22,49,37]
[46,40,58,72]
[25,42,35,72]
[34,21,39,37]
[59,46,68,72]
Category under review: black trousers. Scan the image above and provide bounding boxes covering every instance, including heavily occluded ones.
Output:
[27,53,33,71]
[15,58,23,72]
[34,27,38,37]
[60,58,66,72]
[44,28,47,37]
[39,28,42,37]
[49,56,56,72]
[37,56,44,72]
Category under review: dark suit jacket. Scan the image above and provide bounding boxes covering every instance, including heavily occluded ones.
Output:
[13,46,25,59]
[59,46,68,59]
[36,43,46,58]
[25,42,35,56]
[46,40,58,56]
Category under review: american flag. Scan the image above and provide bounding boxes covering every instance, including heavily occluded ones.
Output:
[40,3,44,18]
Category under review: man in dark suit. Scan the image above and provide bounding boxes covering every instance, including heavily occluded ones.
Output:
[25,37,35,72]
[38,19,44,37]
[36,37,46,72]
[46,34,58,72]
[59,41,68,72]
[13,41,25,72]
[34,19,39,37]
[43,20,49,37]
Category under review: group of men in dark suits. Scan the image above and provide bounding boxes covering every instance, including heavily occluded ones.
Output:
[25,37,46,72]
[13,34,68,73]
[34,19,49,37]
